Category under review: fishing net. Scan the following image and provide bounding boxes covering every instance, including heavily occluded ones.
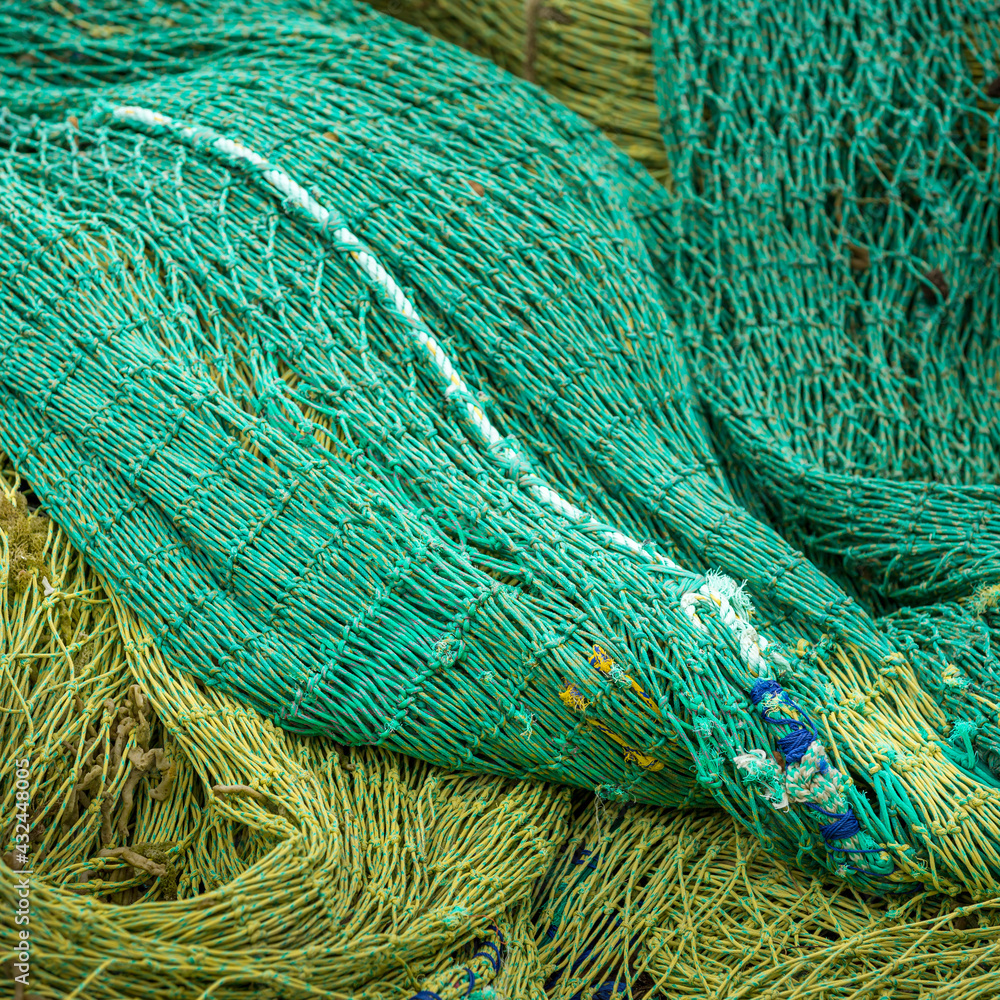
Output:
[648,0,1000,604]
[881,595,1000,777]
[0,465,570,999]
[641,0,1000,781]
[3,0,1000,896]
[6,485,1000,1000]
[367,0,669,185]
[537,801,1000,999]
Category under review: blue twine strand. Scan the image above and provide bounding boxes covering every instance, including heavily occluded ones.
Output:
[750,678,783,704]
[776,727,815,763]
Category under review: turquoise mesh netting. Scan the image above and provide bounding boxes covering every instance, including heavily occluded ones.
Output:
[2,0,1000,894]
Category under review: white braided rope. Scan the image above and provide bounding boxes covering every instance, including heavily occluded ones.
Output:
[111,105,774,674]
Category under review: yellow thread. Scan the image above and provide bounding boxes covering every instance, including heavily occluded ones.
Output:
[559,682,665,772]
[588,643,662,718]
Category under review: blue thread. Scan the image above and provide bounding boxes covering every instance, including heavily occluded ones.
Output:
[409,994,444,1000]
[591,981,627,1000]
[807,804,841,818]
[751,680,818,734]
[492,922,507,972]
[474,941,502,972]
[819,808,861,841]
[470,924,507,977]
[763,707,813,732]
[808,803,862,841]
[776,727,815,763]
[749,682,888,873]
[750,678,783,704]
[464,968,474,998]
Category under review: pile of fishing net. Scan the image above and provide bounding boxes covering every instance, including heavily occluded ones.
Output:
[4,0,1000,901]
[0,466,569,999]
[367,0,670,185]
[636,0,1000,774]
[4,486,1000,999]
[361,0,1000,790]
[537,802,1000,1000]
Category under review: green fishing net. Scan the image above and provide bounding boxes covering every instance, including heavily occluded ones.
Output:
[2,0,1000,897]
[640,0,1000,786]
[648,0,1000,603]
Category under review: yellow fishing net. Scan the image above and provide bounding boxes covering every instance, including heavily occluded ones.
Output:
[371,0,670,185]
[538,805,1000,999]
